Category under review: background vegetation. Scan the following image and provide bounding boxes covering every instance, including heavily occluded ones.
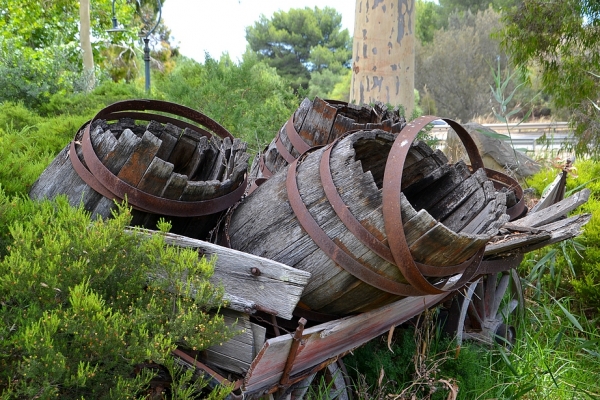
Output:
[0,0,599,398]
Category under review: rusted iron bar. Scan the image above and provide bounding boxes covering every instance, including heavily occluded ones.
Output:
[279,317,307,387]
[172,348,243,398]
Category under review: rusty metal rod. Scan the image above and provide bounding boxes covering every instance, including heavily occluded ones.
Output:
[279,317,307,387]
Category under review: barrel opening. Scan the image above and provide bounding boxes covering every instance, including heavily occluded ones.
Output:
[352,136,393,190]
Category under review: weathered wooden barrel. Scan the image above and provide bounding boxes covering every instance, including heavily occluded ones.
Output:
[226,116,512,317]
[248,97,406,191]
[29,100,249,240]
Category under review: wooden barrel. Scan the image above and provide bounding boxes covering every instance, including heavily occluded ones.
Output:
[226,116,512,316]
[29,100,249,240]
[248,97,406,191]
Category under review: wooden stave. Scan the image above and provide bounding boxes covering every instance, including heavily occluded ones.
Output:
[29,100,249,240]
[229,130,505,316]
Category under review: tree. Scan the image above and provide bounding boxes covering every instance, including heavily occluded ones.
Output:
[500,0,600,156]
[415,7,508,122]
[79,0,95,91]
[416,0,441,44]
[245,6,352,92]
[350,0,416,115]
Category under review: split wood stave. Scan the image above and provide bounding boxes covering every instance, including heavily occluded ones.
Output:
[249,96,406,188]
[228,129,510,317]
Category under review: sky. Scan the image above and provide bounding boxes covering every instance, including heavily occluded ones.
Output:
[161,0,356,64]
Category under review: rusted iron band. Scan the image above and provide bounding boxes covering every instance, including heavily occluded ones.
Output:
[77,119,247,217]
[69,139,132,205]
[286,153,428,297]
[172,348,243,394]
[274,128,296,164]
[101,111,213,138]
[319,139,478,278]
[284,115,312,155]
[94,99,233,140]
[246,155,273,195]
[382,116,486,294]
[258,154,274,179]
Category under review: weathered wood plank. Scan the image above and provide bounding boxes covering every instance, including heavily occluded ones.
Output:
[116,130,162,186]
[511,189,590,228]
[530,171,566,213]
[485,213,592,256]
[242,281,456,396]
[201,309,266,375]
[131,229,311,320]
[298,96,339,146]
[408,161,471,212]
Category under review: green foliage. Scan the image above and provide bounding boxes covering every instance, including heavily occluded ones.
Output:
[415,7,508,122]
[154,55,300,154]
[491,288,600,399]
[0,194,234,398]
[307,69,345,101]
[0,38,81,109]
[245,6,351,91]
[500,0,600,156]
[344,322,499,399]
[38,80,146,118]
[416,0,442,44]
[525,160,600,313]
[0,109,89,196]
[0,102,41,132]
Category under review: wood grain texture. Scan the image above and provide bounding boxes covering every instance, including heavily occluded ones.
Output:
[242,283,455,396]
[231,131,502,315]
[131,229,311,320]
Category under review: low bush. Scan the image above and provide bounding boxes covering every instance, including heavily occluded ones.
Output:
[525,159,600,314]
[0,193,234,398]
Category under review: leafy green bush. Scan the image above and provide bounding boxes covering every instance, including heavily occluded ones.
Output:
[0,114,89,196]
[0,38,80,110]
[0,194,234,398]
[38,80,147,118]
[344,317,499,400]
[525,159,600,313]
[154,55,300,154]
[0,102,41,132]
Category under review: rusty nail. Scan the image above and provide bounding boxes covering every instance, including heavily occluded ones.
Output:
[250,267,261,276]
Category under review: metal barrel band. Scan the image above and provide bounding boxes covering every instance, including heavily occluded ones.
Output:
[319,136,481,278]
[284,115,312,155]
[274,128,297,164]
[80,123,247,217]
[93,99,234,140]
[68,124,137,206]
[286,151,430,297]
[382,116,486,294]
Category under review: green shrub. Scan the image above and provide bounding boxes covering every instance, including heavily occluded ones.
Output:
[38,81,147,118]
[0,102,41,132]
[0,193,234,398]
[0,113,89,196]
[154,55,300,154]
[344,317,499,400]
[0,38,80,110]
[525,159,600,313]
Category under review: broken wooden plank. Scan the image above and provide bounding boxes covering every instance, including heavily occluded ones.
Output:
[201,309,266,375]
[130,229,311,320]
[511,188,590,228]
[242,279,457,397]
[485,213,592,256]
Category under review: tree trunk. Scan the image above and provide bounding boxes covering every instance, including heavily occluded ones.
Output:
[350,0,415,115]
[79,0,95,91]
